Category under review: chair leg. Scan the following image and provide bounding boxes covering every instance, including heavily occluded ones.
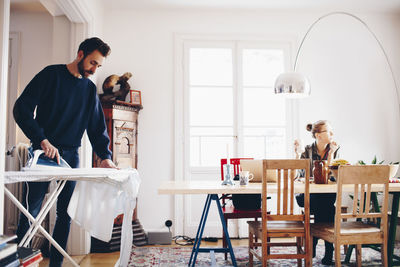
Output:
[309,234,314,266]
[341,207,348,255]
[248,228,254,267]
[381,241,388,267]
[296,237,302,267]
[335,241,342,267]
[305,234,311,267]
[356,244,362,267]
[343,244,348,255]
[263,257,267,267]
[262,235,268,267]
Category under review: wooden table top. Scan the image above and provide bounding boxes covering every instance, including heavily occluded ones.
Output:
[158,180,400,195]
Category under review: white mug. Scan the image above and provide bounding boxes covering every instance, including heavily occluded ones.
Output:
[239,171,254,185]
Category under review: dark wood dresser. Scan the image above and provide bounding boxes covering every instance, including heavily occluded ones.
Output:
[91,100,146,250]
[93,100,142,169]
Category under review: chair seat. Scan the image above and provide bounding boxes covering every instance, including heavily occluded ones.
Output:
[248,220,305,238]
[222,206,261,218]
[312,221,381,235]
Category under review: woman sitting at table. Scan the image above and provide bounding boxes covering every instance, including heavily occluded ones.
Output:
[294,120,339,265]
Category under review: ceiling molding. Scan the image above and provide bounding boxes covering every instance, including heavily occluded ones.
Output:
[57,0,93,23]
[39,0,63,16]
[42,0,93,23]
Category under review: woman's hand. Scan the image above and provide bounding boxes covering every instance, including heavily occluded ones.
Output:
[329,141,339,154]
[294,139,304,158]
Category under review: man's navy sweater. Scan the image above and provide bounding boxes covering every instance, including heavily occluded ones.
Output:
[13,64,112,160]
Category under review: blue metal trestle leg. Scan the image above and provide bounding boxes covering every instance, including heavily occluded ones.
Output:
[189,194,212,266]
[188,194,237,267]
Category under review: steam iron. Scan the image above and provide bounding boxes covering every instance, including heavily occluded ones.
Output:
[23,149,71,171]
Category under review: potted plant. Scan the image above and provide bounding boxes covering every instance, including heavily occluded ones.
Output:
[357,156,399,178]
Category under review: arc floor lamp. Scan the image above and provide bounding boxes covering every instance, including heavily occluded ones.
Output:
[274,11,399,105]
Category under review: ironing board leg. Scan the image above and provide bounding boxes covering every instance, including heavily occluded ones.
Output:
[21,180,67,246]
[4,183,80,267]
[37,221,79,267]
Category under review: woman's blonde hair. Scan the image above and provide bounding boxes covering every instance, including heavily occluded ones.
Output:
[306,120,330,139]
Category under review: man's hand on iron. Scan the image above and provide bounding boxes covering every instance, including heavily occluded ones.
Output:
[100,159,117,169]
[40,139,60,164]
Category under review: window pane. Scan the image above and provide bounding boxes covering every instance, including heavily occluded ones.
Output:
[243,128,286,158]
[243,87,285,126]
[190,87,233,126]
[190,48,232,86]
[190,137,200,166]
[190,127,233,136]
[199,137,234,166]
[243,127,285,136]
[266,135,286,158]
[243,137,265,159]
[190,127,234,167]
[242,49,284,87]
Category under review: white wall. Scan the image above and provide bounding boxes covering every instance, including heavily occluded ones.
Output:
[10,10,53,144]
[84,0,104,38]
[52,15,71,64]
[100,9,400,231]
[296,13,400,165]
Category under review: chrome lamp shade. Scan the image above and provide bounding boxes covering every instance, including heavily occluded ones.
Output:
[273,12,398,100]
[274,72,310,98]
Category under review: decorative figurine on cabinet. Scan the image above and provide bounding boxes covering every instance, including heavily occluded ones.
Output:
[100,72,133,102]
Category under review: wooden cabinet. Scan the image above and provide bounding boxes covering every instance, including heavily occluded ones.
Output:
[91,101,146,250]
[93,100,142,169]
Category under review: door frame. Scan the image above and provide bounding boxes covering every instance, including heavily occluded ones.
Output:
[5,32,20,171]
[0,0,10,234]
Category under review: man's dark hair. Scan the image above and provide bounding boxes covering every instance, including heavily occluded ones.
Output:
[78,37,111,57]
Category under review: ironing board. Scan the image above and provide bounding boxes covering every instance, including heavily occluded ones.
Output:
[3,168,141,267]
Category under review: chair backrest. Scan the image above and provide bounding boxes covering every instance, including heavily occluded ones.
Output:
[262,159,311,222]
[335,165,390,234]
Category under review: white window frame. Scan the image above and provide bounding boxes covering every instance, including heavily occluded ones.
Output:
[174,34,298,235]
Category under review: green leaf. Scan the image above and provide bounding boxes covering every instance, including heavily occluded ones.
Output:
[358,160,366,165]
[378,160,385,164]
[372,155,377,164]
[390,161,400,165]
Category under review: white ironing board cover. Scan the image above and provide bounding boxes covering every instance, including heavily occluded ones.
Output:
[4,168,141,267]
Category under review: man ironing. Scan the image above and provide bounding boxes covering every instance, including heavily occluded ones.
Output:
[13,37,116,267]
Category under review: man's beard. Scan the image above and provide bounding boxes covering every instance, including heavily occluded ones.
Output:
[78,57,93,78]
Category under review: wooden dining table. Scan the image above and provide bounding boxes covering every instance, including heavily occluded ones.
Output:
[158,181,400,267]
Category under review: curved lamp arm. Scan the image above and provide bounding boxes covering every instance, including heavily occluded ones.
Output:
[275,11,399,102]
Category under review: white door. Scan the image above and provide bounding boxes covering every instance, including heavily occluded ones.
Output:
[4,32,21,235]
[178,38,293,238]
[5,32,20,172]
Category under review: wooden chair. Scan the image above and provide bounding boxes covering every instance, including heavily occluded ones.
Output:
[220,158,262,259]
[310,165,390,267]
[248,159,311,267]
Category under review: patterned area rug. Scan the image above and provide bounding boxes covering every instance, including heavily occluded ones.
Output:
[128,242,400,266]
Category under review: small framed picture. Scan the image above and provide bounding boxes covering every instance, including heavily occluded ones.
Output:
[130,90,142,105]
